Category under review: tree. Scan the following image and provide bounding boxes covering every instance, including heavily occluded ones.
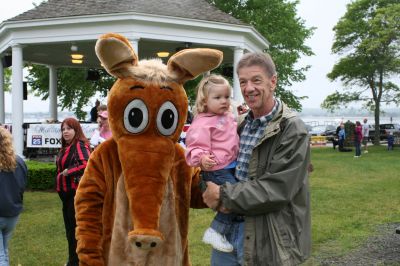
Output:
[27,66,115,120]
[2,68,11,91]
[25,0,313,116]
[207,0,314,110]
[322,0,400,144]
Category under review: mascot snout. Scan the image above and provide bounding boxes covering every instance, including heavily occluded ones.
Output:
[117,135,175,249]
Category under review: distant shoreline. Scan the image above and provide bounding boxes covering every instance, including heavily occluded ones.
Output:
[300,115,397,126]
[3,109,399,125]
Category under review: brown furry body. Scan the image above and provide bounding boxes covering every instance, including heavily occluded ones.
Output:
[75,139,204,265]
[74,33,222,265]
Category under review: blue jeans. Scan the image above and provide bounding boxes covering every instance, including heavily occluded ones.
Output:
[202,168,239,235]
[0,215,20,266]
[338,138,344,150]
[355,140,361,156]
[211,221,244,266]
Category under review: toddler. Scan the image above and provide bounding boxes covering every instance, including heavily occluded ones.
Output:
[185,74,239,253]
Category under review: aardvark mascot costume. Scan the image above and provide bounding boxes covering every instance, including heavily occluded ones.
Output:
[74,33,222,265]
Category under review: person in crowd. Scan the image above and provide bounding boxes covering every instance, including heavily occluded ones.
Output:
[56,118,91,266]
[354,121,363,158]
[202,52,311,265]
[362,118,369,153]
[0,127,27,266]
[387,131,394,150]
[185,74,240,253]
[90,111,112,149]
[333,123,341,150]
[186,109,194,124]
[97,104,107,114]
[338,123,346,150]
[90,100,100,123]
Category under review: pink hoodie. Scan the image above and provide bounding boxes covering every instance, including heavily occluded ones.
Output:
[185,112,239,171]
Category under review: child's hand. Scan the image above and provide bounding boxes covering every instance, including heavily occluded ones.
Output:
[200,154,217,170]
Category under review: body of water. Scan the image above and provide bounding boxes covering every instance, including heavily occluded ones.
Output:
[300,115,397,127]
[3,112,398,126]
[4,111,86,124]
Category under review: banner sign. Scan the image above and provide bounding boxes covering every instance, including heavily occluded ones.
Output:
[26,123,98,148]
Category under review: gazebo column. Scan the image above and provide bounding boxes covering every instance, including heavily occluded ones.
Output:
[11,44,24,157]
[233,47,244,104]
[48,65,58,121]
[129,38,139,54]
[0,60,4,124]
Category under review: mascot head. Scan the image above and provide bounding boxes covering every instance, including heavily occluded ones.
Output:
[95,33,222,249]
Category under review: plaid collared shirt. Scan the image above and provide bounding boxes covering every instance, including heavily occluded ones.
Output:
[235,100,279,181]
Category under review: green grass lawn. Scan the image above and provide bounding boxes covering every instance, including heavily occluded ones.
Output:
[9,145,400,265]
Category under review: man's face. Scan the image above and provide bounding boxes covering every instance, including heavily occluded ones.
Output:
[238,65,277,118]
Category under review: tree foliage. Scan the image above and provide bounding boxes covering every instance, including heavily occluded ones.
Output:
[26,66,115,120]
[207,0,314,110]
[2,68,11,91]
[20,0,313,116]
[322,0,400,144]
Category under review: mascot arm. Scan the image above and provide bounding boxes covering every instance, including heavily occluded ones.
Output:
[174,144,206,209]
[75,148,108,265]
[190,166,207,209]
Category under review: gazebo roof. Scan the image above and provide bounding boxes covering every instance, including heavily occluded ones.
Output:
[8,0,244,25]
[1,0,269,157]
[1,0,266,67]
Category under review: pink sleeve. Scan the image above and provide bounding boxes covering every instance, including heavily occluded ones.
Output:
[184,126,212,167]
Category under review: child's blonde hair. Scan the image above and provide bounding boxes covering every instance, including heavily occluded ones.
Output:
[194,74,231,115]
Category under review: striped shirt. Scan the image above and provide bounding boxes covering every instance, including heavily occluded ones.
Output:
[56,140,90,192]
[235,100,279,181]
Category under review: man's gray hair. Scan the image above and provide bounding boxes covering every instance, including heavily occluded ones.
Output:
[236,52,277,77]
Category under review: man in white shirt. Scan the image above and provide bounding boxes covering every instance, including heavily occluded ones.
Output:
[362,118,369,153]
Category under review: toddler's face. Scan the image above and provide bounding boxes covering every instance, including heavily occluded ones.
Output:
[206,85,231,115]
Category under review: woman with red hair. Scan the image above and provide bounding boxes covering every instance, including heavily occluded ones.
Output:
[56,118,90,266]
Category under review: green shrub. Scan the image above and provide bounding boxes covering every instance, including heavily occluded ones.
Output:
[26,160,57,190]
[344,120,355,146]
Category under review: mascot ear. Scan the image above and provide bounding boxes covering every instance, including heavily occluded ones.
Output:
[167,48,223,84]
[95,33,138,78]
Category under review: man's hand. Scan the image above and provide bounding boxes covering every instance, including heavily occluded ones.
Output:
[202,181,220,209]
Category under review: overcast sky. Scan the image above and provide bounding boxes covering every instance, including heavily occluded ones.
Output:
[1,0,352,112]
[295,0,352,109]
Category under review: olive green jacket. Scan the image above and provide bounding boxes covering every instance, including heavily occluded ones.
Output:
[221,102,311,266]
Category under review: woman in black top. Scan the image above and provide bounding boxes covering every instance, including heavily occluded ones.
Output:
[56,118,90,266]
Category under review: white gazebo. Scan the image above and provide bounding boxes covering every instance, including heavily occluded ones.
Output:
[0,0,269,157]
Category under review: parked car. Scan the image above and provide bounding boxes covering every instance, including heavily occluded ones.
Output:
[309,124,337,141]
[304,124,313,133]
[368,123,400,141]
